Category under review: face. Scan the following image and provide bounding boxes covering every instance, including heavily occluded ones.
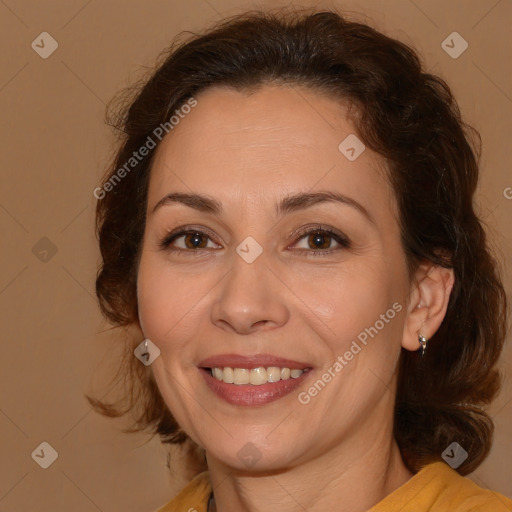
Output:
[137,84,412,471]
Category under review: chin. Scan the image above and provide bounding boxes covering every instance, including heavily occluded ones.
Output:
[202,433,306,474]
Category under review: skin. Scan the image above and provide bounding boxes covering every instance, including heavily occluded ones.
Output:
[136,84,454,512]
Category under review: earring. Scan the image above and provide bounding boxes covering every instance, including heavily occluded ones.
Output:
[418,333,428,356]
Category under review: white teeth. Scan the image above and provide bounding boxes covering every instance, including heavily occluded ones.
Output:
[233,368,250,385]
[210,366,306,385]
[250,367,268,385]
[267,367,281,382]
[223,367,234,384]
[280,368,291,380]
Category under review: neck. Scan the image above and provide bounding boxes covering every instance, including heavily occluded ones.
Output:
[206,396,413,512]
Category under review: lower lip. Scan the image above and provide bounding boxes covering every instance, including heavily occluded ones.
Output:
[200,368,311,406]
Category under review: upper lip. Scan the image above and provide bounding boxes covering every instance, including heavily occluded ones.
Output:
[198,353,312,370]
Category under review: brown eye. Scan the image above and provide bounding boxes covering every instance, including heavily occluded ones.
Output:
[293,226,350,254]
[160,229,219,251]
[307,231,332,250]
[183,232,208,249]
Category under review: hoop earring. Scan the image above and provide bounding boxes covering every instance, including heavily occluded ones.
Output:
[418,333,428,356]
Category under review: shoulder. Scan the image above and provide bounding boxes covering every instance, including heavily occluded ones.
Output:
[153,471,212,512]
[428,462,512,512]
[370,462,512,512]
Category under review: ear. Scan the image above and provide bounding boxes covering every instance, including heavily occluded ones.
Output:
[402,261,455,352]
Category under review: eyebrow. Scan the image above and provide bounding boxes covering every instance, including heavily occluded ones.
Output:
[151,191,374,223]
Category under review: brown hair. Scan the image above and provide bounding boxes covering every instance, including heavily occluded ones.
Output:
[89,8,508,475]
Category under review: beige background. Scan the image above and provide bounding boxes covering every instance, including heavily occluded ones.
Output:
[0,0,511,510]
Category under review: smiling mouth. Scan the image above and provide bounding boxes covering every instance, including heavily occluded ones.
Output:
[197,354,314,405]
[206,366,311,385]
[200,366,312,406]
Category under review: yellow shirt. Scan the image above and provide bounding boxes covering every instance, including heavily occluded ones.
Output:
[155,461,512,511]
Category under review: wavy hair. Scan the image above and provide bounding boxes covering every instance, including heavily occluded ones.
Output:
[88,8,508,475]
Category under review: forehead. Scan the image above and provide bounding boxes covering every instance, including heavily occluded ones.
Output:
[147,84,396,220]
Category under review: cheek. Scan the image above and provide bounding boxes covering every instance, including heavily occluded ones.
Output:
[136,252,215,356]
[137,259,167,340]
[137,255,185,347]
[311,271,405,395]
[298,260,403,345]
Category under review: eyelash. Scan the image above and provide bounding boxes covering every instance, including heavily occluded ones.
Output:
[159,224,351,257]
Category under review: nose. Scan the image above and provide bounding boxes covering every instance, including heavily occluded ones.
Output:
[210,253,290,335]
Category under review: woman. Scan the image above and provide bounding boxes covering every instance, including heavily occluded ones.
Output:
[90,9,512,512]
